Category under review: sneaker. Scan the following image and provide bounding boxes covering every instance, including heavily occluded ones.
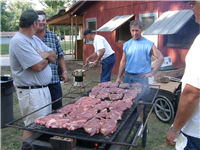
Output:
[137,124,143,136]
[137,124,148,137]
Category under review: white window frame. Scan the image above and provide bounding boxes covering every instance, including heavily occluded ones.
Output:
[139,12,158,47]
[86,18,97,44]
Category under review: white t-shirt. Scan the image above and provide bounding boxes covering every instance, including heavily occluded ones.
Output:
[181,34,200,138]
[93,35,114,60]
[9,32,52,86]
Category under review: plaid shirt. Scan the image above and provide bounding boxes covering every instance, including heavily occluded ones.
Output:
[43,29,65,84]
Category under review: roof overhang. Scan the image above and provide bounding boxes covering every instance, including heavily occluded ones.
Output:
[143,9,194,35]
[97,14,135,32]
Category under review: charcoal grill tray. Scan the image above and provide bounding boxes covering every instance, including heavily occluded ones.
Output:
[23,85,150,144]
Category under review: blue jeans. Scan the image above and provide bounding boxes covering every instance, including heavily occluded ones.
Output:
[101,54,116,82]
[48,82,62,110]
[123,72,149,102]
[123,72,148,85]
[182,132,200,150]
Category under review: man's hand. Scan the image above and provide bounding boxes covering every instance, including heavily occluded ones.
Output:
[165,129,179,146]
[116,77,121,83]
[61,72,68,83]
[39,52,49,59]
[140,72,154,78]
[92,61,98,67]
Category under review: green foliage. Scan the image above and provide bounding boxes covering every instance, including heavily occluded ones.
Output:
[1,0,10,31]
[41,0,77,11]
[4,0,35,31]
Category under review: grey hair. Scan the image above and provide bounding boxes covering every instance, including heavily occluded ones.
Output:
[129,20,143,29]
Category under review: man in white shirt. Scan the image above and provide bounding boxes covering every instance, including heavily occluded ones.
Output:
[84,29,116,82]
[165,1,200,149]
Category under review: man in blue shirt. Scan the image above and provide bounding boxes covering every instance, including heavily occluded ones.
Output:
[116,20,164,85]
[36,11,68,110]
[116,20,164,136]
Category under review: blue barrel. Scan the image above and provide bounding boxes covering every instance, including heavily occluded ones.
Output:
[1,76,14,128]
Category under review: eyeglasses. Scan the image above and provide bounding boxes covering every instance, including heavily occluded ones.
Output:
[190,2,195,8]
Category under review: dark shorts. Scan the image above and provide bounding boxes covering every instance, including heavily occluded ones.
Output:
[182,132,200,150]
[48,82,63,110]
[101,53,116,82]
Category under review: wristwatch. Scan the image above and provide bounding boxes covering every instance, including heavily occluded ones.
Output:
[62,71,67,74]
[95,60,98,63]
[170,126,180,134]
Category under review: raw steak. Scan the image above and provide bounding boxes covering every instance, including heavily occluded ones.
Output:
[109,93,123,101]
[119,83,130,89]
[109,87,120,94]
[45,118,72,128]
[98,81,112,88]
[95,101,111,110]
[115,100,129,111]
[34,113,65,125]
[57,104,78,114]
[123,92,137,101]
[116,88,128,94]
[106,109,122,120]
[96,92,109,100]
[100,118,117,136]
[108,82,119,88]
[122,99,133,109]
[76,108,97,120]
[95,109,108,118]
[63,119,87,130]
[83,118,101,136]
[91,86,102,93]
[89,92,98,98]
[98,88,110,93]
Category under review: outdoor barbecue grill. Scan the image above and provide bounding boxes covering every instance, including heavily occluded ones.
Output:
[6,81,160,150]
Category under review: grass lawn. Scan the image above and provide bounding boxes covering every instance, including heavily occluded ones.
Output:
[0,41,74,55]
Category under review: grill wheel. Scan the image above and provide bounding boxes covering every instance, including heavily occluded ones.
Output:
[154,95,175,123]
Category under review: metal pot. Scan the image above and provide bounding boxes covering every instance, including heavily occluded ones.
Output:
[72,69,86,77]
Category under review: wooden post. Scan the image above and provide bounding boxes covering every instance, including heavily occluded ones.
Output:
[64,26,66,53]
[69,25,71,56]
[71,17,74,60]
[75,16,78,60]
[58,26,61,42]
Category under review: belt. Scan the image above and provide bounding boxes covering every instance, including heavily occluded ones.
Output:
[17,85,47,89]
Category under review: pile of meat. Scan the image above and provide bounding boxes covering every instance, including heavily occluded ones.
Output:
[34,82,142,137]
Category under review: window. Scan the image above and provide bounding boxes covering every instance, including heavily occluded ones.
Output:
[86,18,97,44]
[116,21,132,42]
[139,12,158,47]
[164,16,199,49]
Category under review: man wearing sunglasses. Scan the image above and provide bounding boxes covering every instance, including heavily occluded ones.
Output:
[165,1,200,149]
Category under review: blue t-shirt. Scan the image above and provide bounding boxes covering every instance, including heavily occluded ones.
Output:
[123,37,153,74]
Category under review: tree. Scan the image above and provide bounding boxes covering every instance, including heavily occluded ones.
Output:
[1,0,10,31]
[39,0,77,12]
[6,0,35,31]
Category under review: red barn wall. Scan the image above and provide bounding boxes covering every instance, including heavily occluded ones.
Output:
[83,1,192,75]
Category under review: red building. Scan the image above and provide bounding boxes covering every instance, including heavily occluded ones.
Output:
[47,1,199,75]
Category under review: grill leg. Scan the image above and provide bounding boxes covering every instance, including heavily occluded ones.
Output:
[142,105,148,147]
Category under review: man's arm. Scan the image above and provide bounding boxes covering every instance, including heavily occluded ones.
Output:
[58,57,68,83]
[86,53,98,63]
[116,52,126,83]
[39,51,56,63]
[141,44,164,78]
[92,48,105,67]
[31,58,49,72]
[166,84,200,146]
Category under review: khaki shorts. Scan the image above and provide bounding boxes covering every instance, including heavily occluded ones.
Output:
[16,87,52,126]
